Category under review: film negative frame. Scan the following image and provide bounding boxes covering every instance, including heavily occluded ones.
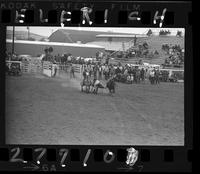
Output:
[0,0,194,172]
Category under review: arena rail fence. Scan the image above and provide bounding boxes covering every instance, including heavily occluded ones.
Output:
[42,62,82,77]
[6,60,184,82]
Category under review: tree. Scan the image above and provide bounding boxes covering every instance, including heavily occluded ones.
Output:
[28,37,35,41]
[44,48,49,55]
[159,30,171,36]
[166,30,171,35]
[143,42,149,49]
[40,38,47,41]
[43,47,53,62]
[176,31,182,37]
[143,50,149,57]
[159,30,164,36]
[134,35,137,45]
[146,29,153,36]
[154,50,159,55]
[48,47,53,54]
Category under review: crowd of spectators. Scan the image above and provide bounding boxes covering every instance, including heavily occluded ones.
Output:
[115,42,159,59]
[162,44,184,67]
[6,49,183,83]
[80,62,149,84]
[6,52,19,61]
[41,51,109,65]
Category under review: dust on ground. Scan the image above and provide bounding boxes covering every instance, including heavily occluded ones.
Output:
[5,72,184,145]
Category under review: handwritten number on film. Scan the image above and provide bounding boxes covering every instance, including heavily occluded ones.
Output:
[9,148,117,166]
[83,149,92,167]
[34,148,46,164]
[104,150,115,163]
[59,149,69,167]
[153,8,167,27]
[10,147,24,163]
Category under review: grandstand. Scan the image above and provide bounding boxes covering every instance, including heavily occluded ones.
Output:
[88,34,184,65]
[7,28,184,65]
[87,34,147,52]
[48,29,183,56]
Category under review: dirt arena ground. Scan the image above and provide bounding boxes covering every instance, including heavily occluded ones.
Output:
[5,72,184,145]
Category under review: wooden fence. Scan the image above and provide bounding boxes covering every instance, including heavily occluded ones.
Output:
[21,59,42,73]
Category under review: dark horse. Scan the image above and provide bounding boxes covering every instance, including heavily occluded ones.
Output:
[106,78,116,94]
[92,78,116,95]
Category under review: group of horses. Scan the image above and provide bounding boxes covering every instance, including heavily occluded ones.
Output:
[80,76,116,95]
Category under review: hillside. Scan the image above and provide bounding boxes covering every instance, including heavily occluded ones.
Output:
[6,30,47,41]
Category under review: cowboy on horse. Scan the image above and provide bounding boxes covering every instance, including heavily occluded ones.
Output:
[80,70,92,93]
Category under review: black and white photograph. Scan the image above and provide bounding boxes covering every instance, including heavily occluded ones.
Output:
[5,26,184,145]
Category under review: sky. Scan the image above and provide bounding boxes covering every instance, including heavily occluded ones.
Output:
[7,26,185,37]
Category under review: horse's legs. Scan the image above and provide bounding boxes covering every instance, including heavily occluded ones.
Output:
[92,86,96,93]
[86,85,89,93]
[90,86,93,93]
[110,90,113,96]
[150,77,152,84]
[95,87,98,94]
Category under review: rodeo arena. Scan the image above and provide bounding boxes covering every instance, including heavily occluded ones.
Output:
[6,28,184,145]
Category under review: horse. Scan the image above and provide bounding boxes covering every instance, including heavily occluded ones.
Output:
[92,79,105,94]
[92,78,116,95]
[80,78,92,93]
[106,78,116,94]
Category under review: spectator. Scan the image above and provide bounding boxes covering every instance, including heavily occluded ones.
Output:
[70,64,75,78]
[140,68,145,81]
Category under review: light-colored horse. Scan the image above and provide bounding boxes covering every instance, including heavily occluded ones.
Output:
[92,79,105,94]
